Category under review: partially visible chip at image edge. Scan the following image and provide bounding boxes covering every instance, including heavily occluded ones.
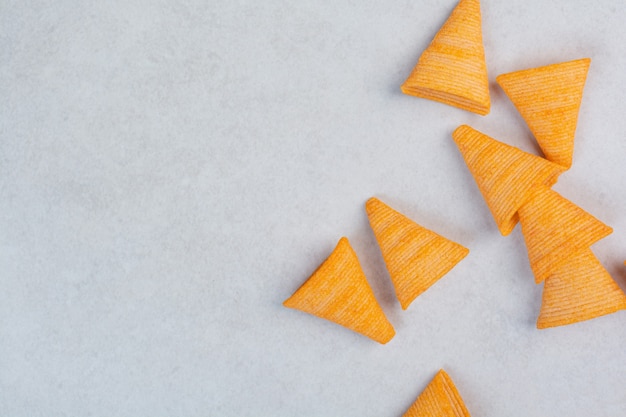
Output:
[401,0,490,115]
[403,369,472,417]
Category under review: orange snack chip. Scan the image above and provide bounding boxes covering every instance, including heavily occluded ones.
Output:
[366,197,469,310]
[496,58,590,169]
[283,237,395,344]
[518,185,612,283]
[403,369,471,417]
[537,248,626,329]
[452,125,564,236]
[401,0,490,115]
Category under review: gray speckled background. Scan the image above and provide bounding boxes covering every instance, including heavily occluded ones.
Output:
[2,0,626,415]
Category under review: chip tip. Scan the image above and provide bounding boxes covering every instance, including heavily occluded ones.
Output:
[499,224,516,237]
[452,125,471,142]
[365,197,379,210]
[378,328,396,344]
[475,102,491,116]
[365,198,383,218]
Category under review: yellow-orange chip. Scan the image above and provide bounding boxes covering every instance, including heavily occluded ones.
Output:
[518,185,612,283]
[496,58,590,169]
[452,125,564,236]
[366,197,469,310]
[401,0,490,115]
[283,237,395,344]
[403,369,471,417]
[537,248,626,329]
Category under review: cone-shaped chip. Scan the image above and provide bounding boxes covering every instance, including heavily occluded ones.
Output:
[537,248,626,329]
[401,0,490,115]
[366,198,469,310]
[403,369,472,417]
[284,237,395,343]
[496,58,590,168]
[452,125,564,235]
[518,185,612,283]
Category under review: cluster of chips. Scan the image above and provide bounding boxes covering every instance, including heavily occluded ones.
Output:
[284,198,468,344]
[401,0,626,328]
[283,0,624,414]
[286,0,625,342]
[453,126,626,328]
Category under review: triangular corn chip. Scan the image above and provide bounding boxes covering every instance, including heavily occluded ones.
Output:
[452,125,565,235]
[401,0,490,115]
[283,237,395,344]
[518,185,612,283]
[366,198,469,310]
[403,369,471,417]
[496,58,590,168]
[537,248,626,329]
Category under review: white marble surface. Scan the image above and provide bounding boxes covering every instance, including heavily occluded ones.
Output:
[2,0,626,415]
